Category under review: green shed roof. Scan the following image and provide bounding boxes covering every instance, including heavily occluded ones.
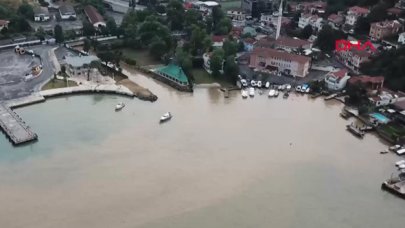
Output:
[156,64,189,83]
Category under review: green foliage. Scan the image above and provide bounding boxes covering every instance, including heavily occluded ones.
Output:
[122,56,137,65]
[345,83,369,106]
[166,0,185,30]
[97,50,122,66]
[83,38,91,53]
[175,48,192,72]
[106,17,118,36]
[214,17,232,35]
[83,20,96,36]
[189,25,210,55]
[54,24,64,43]
[210,49,224,78]
[360,47,405,91]
[223,56,239,83]
[223,38,238,57]
[76,0,105,15]
[35,26,46,40]
[149,37,168,60]
[315,25,346,53]
[17,3,34,20]
[300,25,313,39]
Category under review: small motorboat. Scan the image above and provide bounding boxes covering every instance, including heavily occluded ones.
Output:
[305,87,310,93]
[258,89,263,95]
[115,102,125,111]
[286,84,292,91]
[295,85,301,92]
[268,89,275,97]
[399,163,405,169]
[241,79,248,87]
[278,85,282,90]
[160,112,172,123]
[395,160,405,167]
[241,89,248,98]
[251,80,257,87]
[389,145,402,151]
[249,87,255,97]
[275,90,279,97]
[257,81,262,88]
[283,92,289,98]
[265,82,270,88]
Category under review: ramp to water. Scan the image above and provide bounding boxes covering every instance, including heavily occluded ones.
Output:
[0,103,37,145]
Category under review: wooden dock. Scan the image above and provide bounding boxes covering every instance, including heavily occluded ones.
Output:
[0,103,38,145]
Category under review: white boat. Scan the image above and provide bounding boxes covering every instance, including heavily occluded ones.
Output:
[268,89,275,97]
[115,102,125,111]
[160,112,172,122]
[295,85,301,92]
[399,163,405,169]
[280,84,286,91]
[258,89,263,95]
[305,88,310,93]
[257,81,262,87]
[278,85,282,90]
[241,89,248,98]
[241,79,248,87]
[251,80,256,87]
[396,148,405,155]
[265,82,270,88]
[275,90,279,97]
[389,145,402,151]
[395,160,405,166]
[249,87,255,97]
[286,84,292,91]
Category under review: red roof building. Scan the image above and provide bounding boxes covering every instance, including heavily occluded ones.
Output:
[0,20,9,30]
[255,36,312,52]
[348,75,384,90]
[84,5,106,28]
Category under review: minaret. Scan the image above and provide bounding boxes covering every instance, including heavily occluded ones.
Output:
[276,0,283,40]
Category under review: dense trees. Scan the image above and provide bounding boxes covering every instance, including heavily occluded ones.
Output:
[315,25,346,52]
[54,25,64,43]
[223,56,239,83]
[360,47,405,91]
[300,25,313,39]
[17,3,34,20]
[210,49,224,77]
[166,0,185,30]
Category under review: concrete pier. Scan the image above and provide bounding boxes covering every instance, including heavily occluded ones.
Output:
[0,103,38,145]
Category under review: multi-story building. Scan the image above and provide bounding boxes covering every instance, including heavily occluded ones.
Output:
[249,48,311,77]
[348,75,384,91]
[65,55,99,78]
[396,0,405,9]
[369,20,401,40]
[298,14,323,30]
[327,13,344,29]
[84,5,106,28]
[324,69,351,91]
[227,10,246,27]
[34,7,51,22]
[345,6,369,26]
[260,12,290,28]
[255,36,313,52]
[336,49,373,72]
[59,5,77,20]
[295,1,326,14]
[241,0,273,18]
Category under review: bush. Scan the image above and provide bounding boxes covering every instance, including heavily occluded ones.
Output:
[123,57,136,65]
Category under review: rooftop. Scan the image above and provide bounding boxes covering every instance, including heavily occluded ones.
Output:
[34,7,49,15]
[371,20,401,29]
[156,64,188,83]
[251,48,311,64]
[348,6,369,14]
[0,20,9,26]
[65,55,99,68]
[59,5,76,15]
[348,75,384,85]
[84,5,105,25]
[256,36,312,49]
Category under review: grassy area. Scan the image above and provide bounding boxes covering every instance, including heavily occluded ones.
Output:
[120,48,162,66]
[220,0,241,11]
[41,79,78,91]
[191,68,232,86]
[379,122,405,140]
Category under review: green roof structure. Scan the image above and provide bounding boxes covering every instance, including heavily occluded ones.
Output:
[156,64,189,85]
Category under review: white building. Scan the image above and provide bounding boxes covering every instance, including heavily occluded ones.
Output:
[345,6,369,26]
[59,5,77,20]
[399,32,405,44]
[34,7,51,22]
[65,55,99,78]
[197,1,219,14]
[324,69,351,91]
[298,14,323,30]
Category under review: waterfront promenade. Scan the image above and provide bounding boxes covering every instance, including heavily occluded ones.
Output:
[0,103,37,145]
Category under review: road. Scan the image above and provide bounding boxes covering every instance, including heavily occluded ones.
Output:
[0,45,57,101]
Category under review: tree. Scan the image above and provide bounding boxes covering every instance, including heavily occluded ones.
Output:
[315,25,346,53]
[300,25,313,39]
[215,17,232,35]
[367,3,389,23]
[355,16,371,34]
[17,3,34,20]
[166,0,185,30]
[83,21,96,37]
[210,49,224,77]
[61,65,66,75]
[223,56,239,83]
[223,38,238,57]
[189,25,210,55]
[35,26,46,40]
[54,25,64,43]
[175,48,192,73]
[106,18,118,36]
[212,6,224,26]
[83,38,91,53]
[345,83,369,106]
[149,37,168,60]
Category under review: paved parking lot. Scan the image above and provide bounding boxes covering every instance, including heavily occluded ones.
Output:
[0,45,56,101]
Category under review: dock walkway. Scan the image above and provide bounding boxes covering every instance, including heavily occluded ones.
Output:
[0,103,38,145]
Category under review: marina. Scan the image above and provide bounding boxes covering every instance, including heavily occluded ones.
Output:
[0,102,37,145]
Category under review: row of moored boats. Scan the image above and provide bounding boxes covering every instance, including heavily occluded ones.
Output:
[241,84,292,99]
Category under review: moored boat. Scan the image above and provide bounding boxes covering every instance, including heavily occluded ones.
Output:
[115,102,125,111]
[249,87,255,97]
[265,81,270,88]
[346,123,365,138]
[160,112,172,123]
[283,92,289,98]
[274,90,279,97]
[241,90,248,98]
[257,81,262,88]
[389,145,402,151]
[268,89,275,97]
[286,84,291,91]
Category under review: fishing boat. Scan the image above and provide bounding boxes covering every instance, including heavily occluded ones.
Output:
[265,82,270,88]
[249,87,255,97]
[257,81,262,88]
[160,112,172,123]
[241,90,248,98]
[268,89,275,97]
[115,102,125,111]
[275,90,279,97]
[283,92,289,98]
